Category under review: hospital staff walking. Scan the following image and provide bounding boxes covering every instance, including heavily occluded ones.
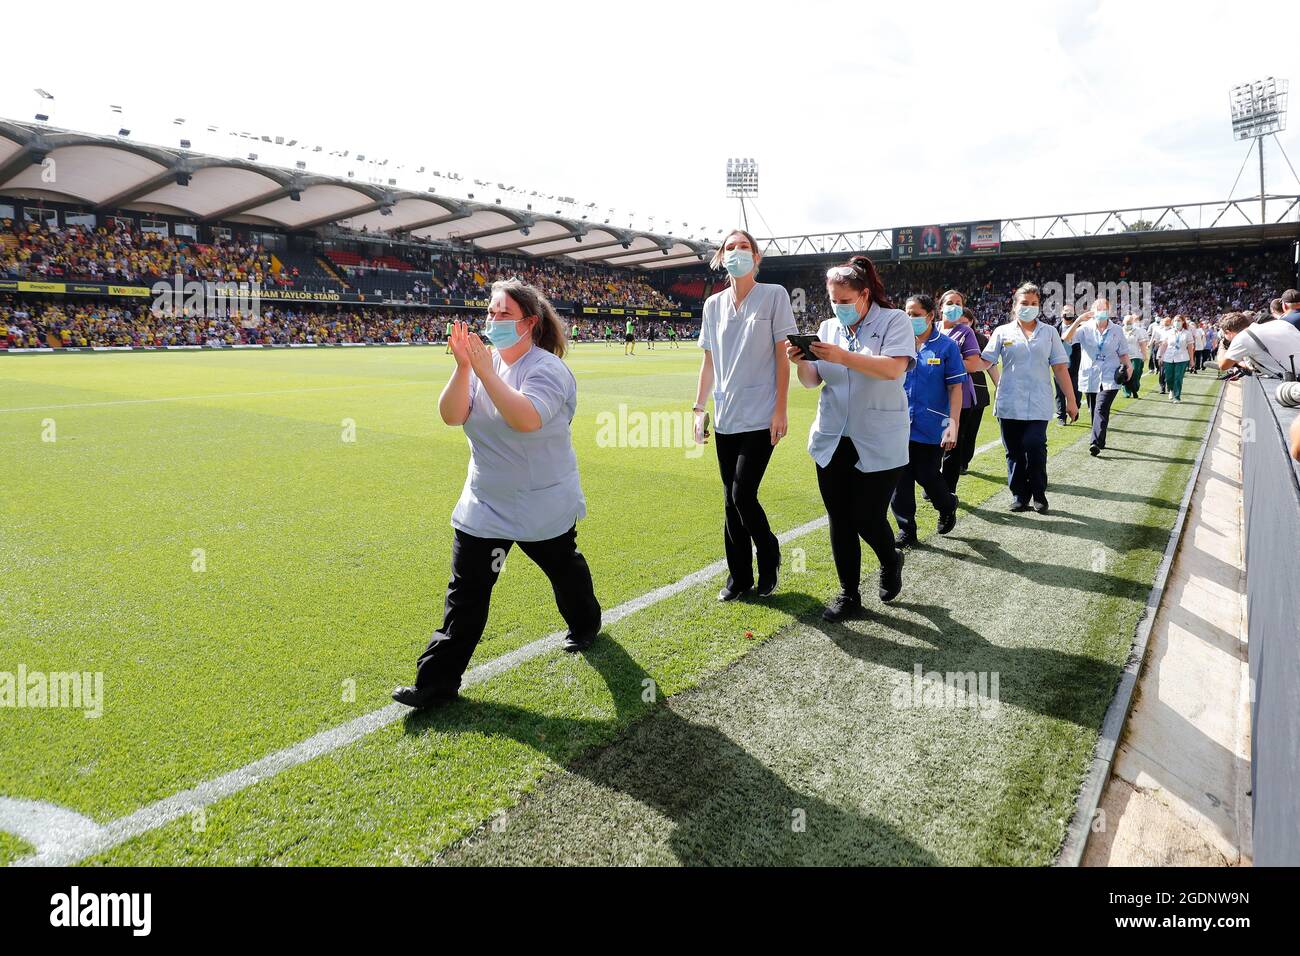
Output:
[393,280,601,710]
[694,228,796,601]
[975,282,1077,514]
[891,294,966,545]
[1063,298,1133,456]
[788,255,915,623]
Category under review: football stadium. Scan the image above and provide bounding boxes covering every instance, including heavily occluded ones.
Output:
[2,0,1299,933]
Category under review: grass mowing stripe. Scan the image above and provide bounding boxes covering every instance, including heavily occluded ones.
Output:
[70,396,1120,865]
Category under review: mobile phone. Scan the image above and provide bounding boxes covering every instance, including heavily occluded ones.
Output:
[787,334,820,360]
[699,411,710,439]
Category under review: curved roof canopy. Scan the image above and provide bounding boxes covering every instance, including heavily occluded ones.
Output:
[0,119,712,270]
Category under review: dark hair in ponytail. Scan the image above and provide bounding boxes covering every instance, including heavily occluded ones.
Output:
[905,293,935,316]
[492,278,568,358]
[826,254,893,309]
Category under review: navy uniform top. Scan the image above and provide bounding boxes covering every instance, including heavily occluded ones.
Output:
[904,328,968,444]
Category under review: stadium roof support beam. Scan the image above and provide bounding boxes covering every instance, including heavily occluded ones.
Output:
[293,194,393,232]
[615,250,708,269]
[454,215,536,242]
[531,231,637,259]
[390,198,475,234]
[200,181,306,223]
[501,222,586,251]
[0,127,54,188]
[95,160,202,211]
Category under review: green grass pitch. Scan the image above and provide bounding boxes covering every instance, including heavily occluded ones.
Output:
[0,344,1218,865]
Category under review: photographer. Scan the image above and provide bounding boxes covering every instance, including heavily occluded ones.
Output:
[1217,310,1300,378]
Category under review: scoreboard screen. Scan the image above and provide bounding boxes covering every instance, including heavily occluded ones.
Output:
[893,221,1001,259]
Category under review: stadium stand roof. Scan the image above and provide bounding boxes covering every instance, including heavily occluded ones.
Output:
[0,119,713,270]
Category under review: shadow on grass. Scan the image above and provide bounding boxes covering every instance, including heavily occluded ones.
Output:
[404,635,939,865]
[955,504,1173,553]
[784,595,1121,730]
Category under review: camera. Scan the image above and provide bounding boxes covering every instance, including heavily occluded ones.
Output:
[1276,381,1300,409]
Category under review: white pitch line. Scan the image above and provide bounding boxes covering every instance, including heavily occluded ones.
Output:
[12,436,1011,867]
[0,380,431,414]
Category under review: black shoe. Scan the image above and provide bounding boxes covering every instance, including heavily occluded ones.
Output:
[1089,443,1101,457]
[879,549,905,603]
[1032,497,1049,514]
[937,508,957,535]
[960,465,969,475]
[1056,417,1067,426]
[756,565,779,597]
[391,685,458,709]
[894,529,918,548]
[822,590,864,622]
[1010,499,1031,512]
[563,631,597,653]
[718,584,752,602]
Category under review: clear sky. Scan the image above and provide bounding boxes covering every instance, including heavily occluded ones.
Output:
[3,0,1297,241]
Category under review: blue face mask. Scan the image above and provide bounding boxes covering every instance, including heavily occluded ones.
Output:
[833,302,862,326]
[1017,305,1040,323]
[911,315,930,336]
[484,318,527,349]
[941,304,963,324]
[722,250,754,278]
[1094,310,1110,324]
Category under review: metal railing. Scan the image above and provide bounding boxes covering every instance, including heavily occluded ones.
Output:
[757,195,1300,258]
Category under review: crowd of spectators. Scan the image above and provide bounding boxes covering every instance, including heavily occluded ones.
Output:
[770,247,1295,335]
[0,298,483,349]
[0,218,295,288]
[0,295,708,349]
[1,214,687,311]
[434,253,681,309]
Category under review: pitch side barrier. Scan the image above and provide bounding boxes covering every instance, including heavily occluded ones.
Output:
[0,280,700,319]
[1240,374,1300,866]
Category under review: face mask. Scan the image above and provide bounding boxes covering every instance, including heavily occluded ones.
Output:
[1173,322,1183,331]
[484,318,526,349]
[1094,310,1109,323]
[1017,305,1040,322]
[910,315,929,336]
[722,249,754,278]
[833,302,862,326]
[941,304,962,324]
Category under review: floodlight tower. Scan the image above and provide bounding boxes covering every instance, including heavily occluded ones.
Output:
[1229,78,1288,223]
[725,157,759,232]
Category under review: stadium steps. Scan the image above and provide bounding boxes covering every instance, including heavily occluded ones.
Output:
[316,256,350,291]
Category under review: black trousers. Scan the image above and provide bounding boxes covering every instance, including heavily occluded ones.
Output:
[413,525,601,694]
[1085,388,1119,449]
[893,440,958,537]
[999,418,1049,504]
[816,437,902,595]
[942,400,986,493]
[715,428,780,590]
[1054,344,1082,421]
